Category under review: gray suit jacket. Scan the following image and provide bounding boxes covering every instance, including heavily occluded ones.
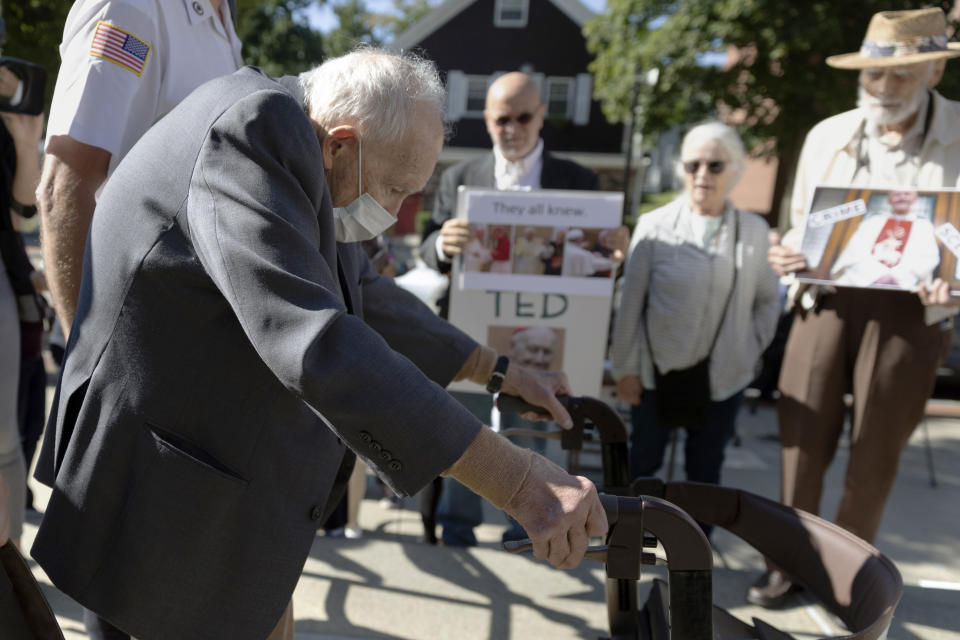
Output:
[31,67,483,640]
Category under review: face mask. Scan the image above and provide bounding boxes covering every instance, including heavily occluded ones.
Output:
[332,137,396,242]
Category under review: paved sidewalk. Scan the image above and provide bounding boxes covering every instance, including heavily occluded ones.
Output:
[20,399,960,639]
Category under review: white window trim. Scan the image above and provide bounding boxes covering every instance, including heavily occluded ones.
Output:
[462,74,492,118]
[545,76,575,120]
[494,0,529,28]
[573,73,592,125]
[446,70,466,121]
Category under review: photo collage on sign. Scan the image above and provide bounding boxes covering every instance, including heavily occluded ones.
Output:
[446,187,624,395]
[461,224,618,279]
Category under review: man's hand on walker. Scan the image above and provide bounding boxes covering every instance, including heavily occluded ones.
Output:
[767,232,807,277]
[504,454,608,569]
[501,365,573,428]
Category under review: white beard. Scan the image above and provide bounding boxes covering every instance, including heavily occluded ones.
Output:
[857,86,926,127]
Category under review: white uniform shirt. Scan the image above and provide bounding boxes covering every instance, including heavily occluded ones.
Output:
[47,0,243,177]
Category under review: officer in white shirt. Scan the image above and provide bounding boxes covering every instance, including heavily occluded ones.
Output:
[38,0,243,335]
[35,2,244,638]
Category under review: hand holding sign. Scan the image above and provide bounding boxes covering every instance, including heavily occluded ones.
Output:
[439,218,471,257]
[767,230,807,277]
[602,225,630,264]
[916,278,960,306]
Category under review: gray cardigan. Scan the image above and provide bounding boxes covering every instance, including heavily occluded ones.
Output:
[611,197,780,401]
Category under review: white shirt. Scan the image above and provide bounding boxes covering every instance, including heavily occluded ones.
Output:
[683,208,724,251]
[47,0,243,177]
[493,138,544,190]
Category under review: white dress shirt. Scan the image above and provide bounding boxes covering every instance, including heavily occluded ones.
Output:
[493,138,544,190]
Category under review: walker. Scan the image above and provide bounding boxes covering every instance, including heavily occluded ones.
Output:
[497,394,902,640]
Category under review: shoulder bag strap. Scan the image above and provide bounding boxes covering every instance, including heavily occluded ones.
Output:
[705,210,740,358]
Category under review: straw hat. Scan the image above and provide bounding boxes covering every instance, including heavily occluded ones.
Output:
[826,8,960,69]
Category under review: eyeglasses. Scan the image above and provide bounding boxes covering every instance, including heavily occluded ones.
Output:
[682,160,726,175]
[493,112,535,127]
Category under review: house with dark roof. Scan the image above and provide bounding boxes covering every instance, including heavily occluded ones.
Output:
[390,0,625,182]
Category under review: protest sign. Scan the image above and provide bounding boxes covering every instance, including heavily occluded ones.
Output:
[797,185,960,292]
[447,188,624,396]
[454,188,624,296]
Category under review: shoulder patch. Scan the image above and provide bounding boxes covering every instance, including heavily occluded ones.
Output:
[89,20,152,77]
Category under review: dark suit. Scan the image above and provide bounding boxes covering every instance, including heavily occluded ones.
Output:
[31,67,484,640]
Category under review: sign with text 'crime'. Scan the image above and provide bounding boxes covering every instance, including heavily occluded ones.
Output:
[798,185,960,294]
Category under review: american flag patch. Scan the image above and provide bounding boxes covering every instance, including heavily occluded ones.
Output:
[90,21,151,76]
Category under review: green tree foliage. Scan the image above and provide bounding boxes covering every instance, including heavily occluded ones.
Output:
[370,0,434,41]
[323,0,379,58]
[235,0,325,75]
[1,0,72,114]
[585,0,960,215]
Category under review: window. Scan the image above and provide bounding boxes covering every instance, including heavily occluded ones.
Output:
[445,71,491,120]
[495,0,528,27]
[464,76,489,115]
[545,77,574,119]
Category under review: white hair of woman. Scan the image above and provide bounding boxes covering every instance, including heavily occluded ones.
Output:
[677,120,747,186]
[300,46,448,147]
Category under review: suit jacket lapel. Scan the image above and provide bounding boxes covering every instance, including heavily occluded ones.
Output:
[335,244,355,315]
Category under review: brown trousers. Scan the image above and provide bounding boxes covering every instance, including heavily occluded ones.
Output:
[777,288,949,543]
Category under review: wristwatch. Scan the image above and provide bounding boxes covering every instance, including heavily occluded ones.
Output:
[486,355,509,394]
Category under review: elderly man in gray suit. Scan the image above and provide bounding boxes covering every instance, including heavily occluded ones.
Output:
[30,49,607,640]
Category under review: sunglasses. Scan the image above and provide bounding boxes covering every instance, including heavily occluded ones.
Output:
[494,112,535,127]
[683,160,726,175]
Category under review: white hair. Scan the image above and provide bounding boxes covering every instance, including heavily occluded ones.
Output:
[511,326,557,348]
[678,121,747,184]
[300,47,447,146]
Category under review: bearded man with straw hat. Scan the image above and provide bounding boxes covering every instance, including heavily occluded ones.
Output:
[753,7,960,607]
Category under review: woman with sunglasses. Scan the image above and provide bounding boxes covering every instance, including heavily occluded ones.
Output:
[610,121,780,526]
